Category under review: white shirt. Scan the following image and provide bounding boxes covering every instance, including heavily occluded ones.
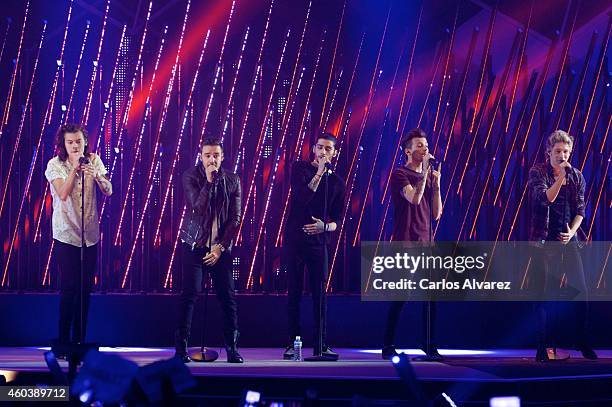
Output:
[44,154,108,247]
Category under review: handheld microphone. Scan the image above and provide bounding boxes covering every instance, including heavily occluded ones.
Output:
[562,161,574,182]
[324,162,333,171]
[78,156,90,165]
[211,169,219,184]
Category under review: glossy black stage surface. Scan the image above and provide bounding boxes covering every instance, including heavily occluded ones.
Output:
[2,347,612,406]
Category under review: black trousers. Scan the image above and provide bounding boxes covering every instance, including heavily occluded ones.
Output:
[286,242,329,348]
[383,301,437,351]
[530,241,590,347]
[55,239,97,344]
[176,243,238,345]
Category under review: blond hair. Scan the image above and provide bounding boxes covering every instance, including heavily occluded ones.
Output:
[546,130,573,153]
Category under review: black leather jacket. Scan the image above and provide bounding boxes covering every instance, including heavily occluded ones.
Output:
[179,165,241,251]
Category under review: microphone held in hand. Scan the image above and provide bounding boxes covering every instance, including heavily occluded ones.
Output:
[211,169,219,184]
[324,162,333,175]
[78,156,90,165]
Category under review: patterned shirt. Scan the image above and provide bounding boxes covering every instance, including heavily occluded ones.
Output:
[44,154,108,247]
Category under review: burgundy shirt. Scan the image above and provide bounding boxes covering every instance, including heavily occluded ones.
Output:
[390,166,432,242]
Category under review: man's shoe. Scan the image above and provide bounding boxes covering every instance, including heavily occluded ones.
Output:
[225,330,244,363]
[578,346,598,360]
[175,352,192,363]
[226,348,244,363]
[535,346,550,362]
[382,345,400,360]
[425,347,443,360]
[283,345,295,360]
[321,346,339,360]
[174,330,191,363]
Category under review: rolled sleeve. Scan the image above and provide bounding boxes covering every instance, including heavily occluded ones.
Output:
[45,159,64,183]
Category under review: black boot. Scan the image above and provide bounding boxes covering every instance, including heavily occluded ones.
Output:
[382,345,399,360]
[174,330,191,363]
[225,330,244,363]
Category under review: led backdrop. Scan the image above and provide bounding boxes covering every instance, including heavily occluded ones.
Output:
[0,0,609,293]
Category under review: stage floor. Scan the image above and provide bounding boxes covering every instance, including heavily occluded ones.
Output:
[2,346,612,379]
[2,347,612,405]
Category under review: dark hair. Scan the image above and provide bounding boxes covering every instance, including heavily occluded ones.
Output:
[401,128,427,151]
[55,123,89,161]
[201,138,224,151]
[316,132,339,147]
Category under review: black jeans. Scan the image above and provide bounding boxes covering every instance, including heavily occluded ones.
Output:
[55,239,97,344]
[530,241,590,347]
[176,243,238,344]
[286,242,329,348]
[383,301,438,351]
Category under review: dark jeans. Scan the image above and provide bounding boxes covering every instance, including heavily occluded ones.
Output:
[176,243,238,345]
[55,239,97,344]
[383,301,438,351]
[286,242,329,348]
[530,241,591,347]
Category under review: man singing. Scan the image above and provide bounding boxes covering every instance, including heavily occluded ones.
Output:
[45,124,112,349]
[283,132,345,360]
[528,130,597,362]
[381,128,442,360]
[175,138,243,363]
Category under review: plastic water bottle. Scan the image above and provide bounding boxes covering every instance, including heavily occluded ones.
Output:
[293,336,303,361]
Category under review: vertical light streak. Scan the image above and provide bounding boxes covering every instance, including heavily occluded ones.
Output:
[94,24,127,153]
[328,145,362,291]
[154,31,210,247]
[2,150,36,286]
[456,30,521,196]
[322,69,342,130]
[235,30,292,240]
[586,156,610,241]
[83,0,111,125]
[65,20,91,120]
[380,5,422,203]
[318,0,345,128]
[567,32,598,134]
[246,145,281,289]
[0,21,46,218]
[469,7,496,133]
[280,1,311,131]
[221,27,250,141]
[440,27,479,161]
[346,5,391,192]
[103,26,168,223]
[505,2,532,132]
[46,0,74,124]
[582,20,610,132]
[232,0,275,171]
[550,5,578,112]
[432,4,458,132]
[198,0,237,144]
[0,17,12,66]
[122,0,192,288]
[580,92,606,171]
[333,33,364,135]
[1,1,29,131]
[351,109,388,246]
